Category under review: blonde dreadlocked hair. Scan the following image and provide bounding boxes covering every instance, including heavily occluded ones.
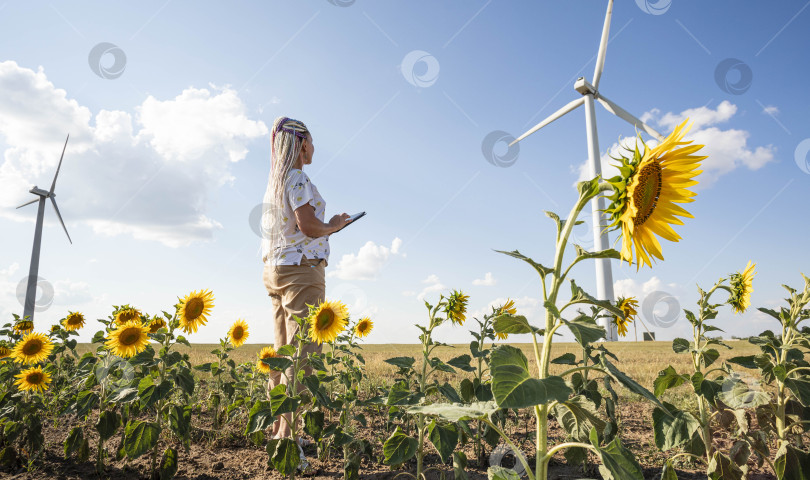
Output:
[261,116,310,263]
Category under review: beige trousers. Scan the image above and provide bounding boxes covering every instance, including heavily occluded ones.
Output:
[262,256,326,438]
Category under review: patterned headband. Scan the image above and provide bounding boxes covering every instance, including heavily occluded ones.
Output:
[274,117,308,140]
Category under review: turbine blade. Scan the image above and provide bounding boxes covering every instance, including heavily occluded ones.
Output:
[592,0,614,90]
[50,134,69,194]
[597,95,664,141]
[510,97,585,146]
[49,197,72,244]
[16,197,39,209]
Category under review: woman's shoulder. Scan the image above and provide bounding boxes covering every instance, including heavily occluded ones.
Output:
[286,168,311,186]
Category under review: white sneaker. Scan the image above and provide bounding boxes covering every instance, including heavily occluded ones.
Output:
[297,442,311,472]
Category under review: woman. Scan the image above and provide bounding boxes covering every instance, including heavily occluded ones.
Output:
[260,117,349,448]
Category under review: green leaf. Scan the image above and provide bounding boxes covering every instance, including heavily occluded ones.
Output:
[601,359,666,410]
[276,344,295,357]
[437,383,463,403]
[383,427,417,465]
[494,249,553,278]
[654,366,689,397]
[408,401,499,422]
[123,420,160,459]
[428,420,458,463]
[774,444,810,480]
[384,356,416,369]
[460,378,475,402]
[260,356,293,372]
[448,354,475,372]
[661,460,678,480]
[551,353,578,365]
[727,355,757,369]
[572,244,622,262]
[490,345,572,408]
[493,313,542,335]
[174,367,195,396]
[563,314,606,347]
[707,451,745,480]
[487,466,521,480]
[785,377,810,406]
[269,384,299,415]
[75,390,99,418]
[568,279,624,318]
[175,335,190,347]
[672,338,690,353]
[63,426,84,459]
[304,410,324,440]
[138,378,172,410]
[553,395,606,442]
[95,410,121,442]
[718,374,770,409]
[652,404,700,451]
[159,447,178,480]
[168,405,191,440]
[387,380,424,406]
[592,431,644,480]
[271,437,300,475]
[453,452,469,480]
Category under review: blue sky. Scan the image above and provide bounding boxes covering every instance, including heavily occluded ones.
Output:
[1,0,808,345]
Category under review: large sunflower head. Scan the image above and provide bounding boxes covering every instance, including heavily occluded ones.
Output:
[148,317,166,333]
[354,317,373,338]
[309,300,349,344]
[228,319,250,347]
[178,289,215,334]
[445,290,470,325]
[604,120,706,271]
[12,332,54,364]
[614,296,639,337]
[15,366,51,393]
[62,311,86,332]
[728,261,756,314]
[14,320,34,335]
[257,346,278,374]
[114,307,142,325]
[106,320,150,358]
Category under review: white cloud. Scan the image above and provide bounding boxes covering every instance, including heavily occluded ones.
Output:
[574,101,775,188]
[328,237,404,281]
[408,274,445,301]
[761,105,779,116]
[0,262,19,277]
[0,60,268,248]
[472,272,496,286]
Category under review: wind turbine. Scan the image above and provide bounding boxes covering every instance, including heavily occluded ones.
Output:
[511,0,664,341]
[15,134,73,323]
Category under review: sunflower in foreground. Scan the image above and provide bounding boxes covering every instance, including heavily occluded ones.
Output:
[446,290,470,325]
[309,300,349,344]
[115,307,142,325]
[728,261,756,314]
[148,317,167,333]
[614,296,639,338]
[14,320,34,335]
[178,289,215,334]
[257,346,278,374]
[62,311,86,331]
[354,317,373,338]
[228,319,250,347]
[15,366,51,393]
[106,320,150,358]
[604,119,706,271]
[12,332,54,364]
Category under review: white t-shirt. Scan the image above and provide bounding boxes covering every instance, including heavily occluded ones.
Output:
[267,168,330,266]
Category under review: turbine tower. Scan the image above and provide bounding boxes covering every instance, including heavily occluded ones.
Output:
[511,0,664,341]
[15,134,73,323]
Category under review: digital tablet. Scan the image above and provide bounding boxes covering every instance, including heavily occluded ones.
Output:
[334,211,366,233]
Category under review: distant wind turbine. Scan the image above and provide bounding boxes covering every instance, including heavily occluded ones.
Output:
[510,0,664,341]
[15,134,73,323]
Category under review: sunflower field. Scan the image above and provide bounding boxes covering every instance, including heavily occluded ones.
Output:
[1,120,810,480]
